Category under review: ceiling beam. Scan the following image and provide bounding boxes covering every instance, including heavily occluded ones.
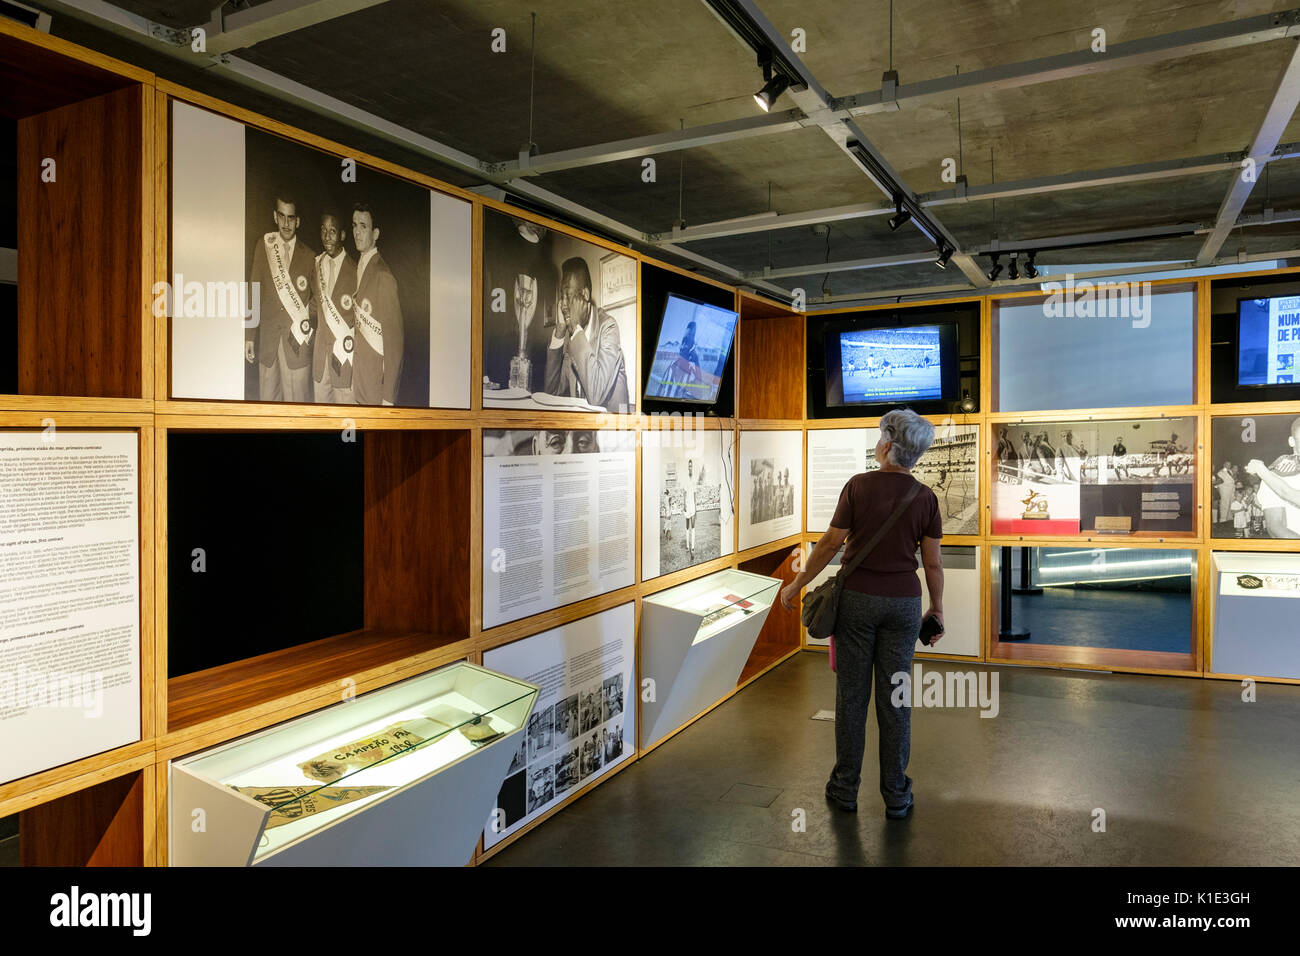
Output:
[485,8,1300,180]
[1195,39,1300,264]
[201,0,390,55]
[752,251,936,280]
[651,144,1300,244]
[492,109,807,178]
[837,8,1300,115]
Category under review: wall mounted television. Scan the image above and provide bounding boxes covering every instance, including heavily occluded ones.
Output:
[644,293,740,406]
[1238,295,1300,387]
[810,313,962,417]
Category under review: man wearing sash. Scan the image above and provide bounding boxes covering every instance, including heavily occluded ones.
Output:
[309,212,358,404]
[248,195,317,402]
[350,203,404,406]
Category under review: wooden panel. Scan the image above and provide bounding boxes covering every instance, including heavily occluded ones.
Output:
[17,85,143,398]
[19,772,143,866]
[364,430,471,636]
[167,627,455,732]
[0,22,145,120]
[738,310,804,420]
[737,548,801,684]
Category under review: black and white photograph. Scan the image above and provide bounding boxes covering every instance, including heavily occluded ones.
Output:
[1212,413,1300,538]
[170,102,471,408]
[992,418,1196,534]
[739,430,803,551]
[642,430,735,579]
[601,674,624,723]
[526,765,555,814]
[554,693,579,744]
[554,745,580,796]
[504,734,528,777]
[749,458,796,524]
[864,424,980,535]
[481,209,637,413]
[579,731,604,779]
[603,721,624,763]
[579,684,603,734]
[526,704,554,763]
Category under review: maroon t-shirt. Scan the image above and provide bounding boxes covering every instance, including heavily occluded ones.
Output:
[829,471,942,597]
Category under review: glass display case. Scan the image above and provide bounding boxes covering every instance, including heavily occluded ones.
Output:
[1211,552,1300,680]
[640,569,779,749]
[170,662,537,866]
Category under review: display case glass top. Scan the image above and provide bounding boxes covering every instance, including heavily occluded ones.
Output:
[645,568,780,643]
[174,662,536,860]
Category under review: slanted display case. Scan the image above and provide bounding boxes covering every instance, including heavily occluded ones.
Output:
[640,569,779,749]
[169,662,537,867]
[1211,552,1300,681]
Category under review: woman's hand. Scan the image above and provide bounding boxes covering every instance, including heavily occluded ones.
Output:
[924,607,944,645]
[779,582,800,612]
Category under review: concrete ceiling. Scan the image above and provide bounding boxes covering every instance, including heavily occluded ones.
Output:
[44,0,1300,301]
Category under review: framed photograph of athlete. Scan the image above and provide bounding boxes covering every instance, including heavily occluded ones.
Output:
[169,100,472,409]
[481,208,637,413]
[1211,412,1300,539]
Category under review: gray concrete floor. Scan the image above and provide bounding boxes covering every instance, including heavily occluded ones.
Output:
[486,651,1300,866]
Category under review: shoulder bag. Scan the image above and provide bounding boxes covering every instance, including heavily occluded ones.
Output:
[801,478,921,641]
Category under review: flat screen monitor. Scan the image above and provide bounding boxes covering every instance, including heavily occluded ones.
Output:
[1238,296,1300,387]
[824,322,958,406]
[644,293,740,405]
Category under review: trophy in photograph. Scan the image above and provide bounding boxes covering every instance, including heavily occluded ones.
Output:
[1020,489,1051,520]
[509,274,536,391]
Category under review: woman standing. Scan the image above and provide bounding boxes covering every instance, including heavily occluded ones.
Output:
[780,408,945,818]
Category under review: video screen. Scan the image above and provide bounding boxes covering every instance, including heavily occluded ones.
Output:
[645,294,739,404]
[836,325,944,403]
[1239,297,1300,386]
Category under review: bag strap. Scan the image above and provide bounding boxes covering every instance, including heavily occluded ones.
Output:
[833,478,922,586]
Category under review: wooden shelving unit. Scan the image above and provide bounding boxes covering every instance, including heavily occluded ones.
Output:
[3,17,1298,870]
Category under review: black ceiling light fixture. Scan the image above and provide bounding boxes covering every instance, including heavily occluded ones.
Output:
[1023,250,1039,279]
[1008,253,1020,280]
[987,254,1003,281]
[887,196,911,231]
[935,245,954,270]
[753,52,792,112]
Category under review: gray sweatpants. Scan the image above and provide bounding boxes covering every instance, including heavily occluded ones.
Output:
[827,589,922,810]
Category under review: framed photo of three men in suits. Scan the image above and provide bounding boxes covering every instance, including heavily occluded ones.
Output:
[169,101,472,409]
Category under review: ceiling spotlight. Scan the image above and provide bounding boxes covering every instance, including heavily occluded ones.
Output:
[753,72,791,112]
[1023,251,1039,279]
[887,197,912,232]
[934,245,953,270]
[1008,253,1020,281]
[987,254,1003,282]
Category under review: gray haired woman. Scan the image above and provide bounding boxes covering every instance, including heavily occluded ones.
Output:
[780,408,945,818]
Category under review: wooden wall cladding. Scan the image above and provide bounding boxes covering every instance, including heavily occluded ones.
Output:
[19,772,143,866]
[16,85,144,398]
[738,307,804,421]
[738,546,803,684]
[364,429,472,638]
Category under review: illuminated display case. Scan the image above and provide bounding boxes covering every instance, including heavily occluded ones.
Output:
[169,662,537,866]
[1211,552,1300,680]
[640,569,779,748]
